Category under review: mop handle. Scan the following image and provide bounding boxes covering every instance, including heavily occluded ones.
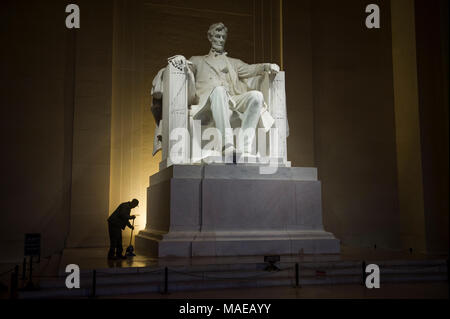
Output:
[128,218,135,246]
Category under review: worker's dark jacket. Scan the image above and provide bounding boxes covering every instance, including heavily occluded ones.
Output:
[108,202,133,230]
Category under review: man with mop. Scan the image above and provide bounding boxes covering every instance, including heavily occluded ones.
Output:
[107,199,138,260]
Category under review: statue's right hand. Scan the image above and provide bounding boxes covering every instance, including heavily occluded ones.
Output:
[168,55,187,69]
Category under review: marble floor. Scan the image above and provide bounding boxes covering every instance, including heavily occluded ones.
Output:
[103,282,449,299]
[57,245,448,272]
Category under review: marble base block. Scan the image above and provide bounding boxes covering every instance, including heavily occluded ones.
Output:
[135,164,340,257]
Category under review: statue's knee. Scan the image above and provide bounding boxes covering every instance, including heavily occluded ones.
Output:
[211,86,227,99]
[249,91,263,107]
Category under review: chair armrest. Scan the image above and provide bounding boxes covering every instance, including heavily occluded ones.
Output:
[160,62,190,166]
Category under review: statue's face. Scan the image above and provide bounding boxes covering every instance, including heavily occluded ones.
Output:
[209,29,227,53]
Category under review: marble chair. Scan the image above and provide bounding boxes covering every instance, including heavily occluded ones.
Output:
[152,62,290,170]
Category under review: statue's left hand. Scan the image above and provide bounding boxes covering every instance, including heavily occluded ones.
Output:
[264,63,280,74]
[269,64,280,73]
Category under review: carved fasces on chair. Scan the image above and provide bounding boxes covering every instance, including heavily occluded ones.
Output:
[249,71,288,163]
[161,62,189,169]
[268,71,288,162]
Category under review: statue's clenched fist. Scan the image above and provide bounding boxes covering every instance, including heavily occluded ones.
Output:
[168,55,193,72]
[264,63,280,74]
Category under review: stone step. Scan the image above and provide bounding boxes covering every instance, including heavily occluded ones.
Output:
[19,287,91,299]
[39,267,294,289]
[20,277,294,299]
[58,262,272,277]
[44,263,446,290]
[19,271,447,299]
[61,258,446,277]
[20,259,448,298]
[367,259,447,267]
[299,259,446,269]
[299,265,447,276]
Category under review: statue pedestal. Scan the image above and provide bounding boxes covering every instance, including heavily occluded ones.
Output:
[135,164,340,257]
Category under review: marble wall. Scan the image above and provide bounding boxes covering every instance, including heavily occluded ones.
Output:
[391,0,426,252]
[284,0,448,253]
[1,0,73,261]
[65,0,114,248]
[414,0,449,253]
[285,0,402,250]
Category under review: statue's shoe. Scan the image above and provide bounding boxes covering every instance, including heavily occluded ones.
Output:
[223,145,236,154]
[236,152,259,163]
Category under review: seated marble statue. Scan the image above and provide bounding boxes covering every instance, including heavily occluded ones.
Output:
[165,22,280,156]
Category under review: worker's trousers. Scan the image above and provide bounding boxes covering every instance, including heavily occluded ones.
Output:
[108,222,123,257]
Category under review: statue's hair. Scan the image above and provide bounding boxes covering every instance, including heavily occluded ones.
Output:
[207,22,228,41]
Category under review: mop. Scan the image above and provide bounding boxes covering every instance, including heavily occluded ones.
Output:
[125,218,136,257]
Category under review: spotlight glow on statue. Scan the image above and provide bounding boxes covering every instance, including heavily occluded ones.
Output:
[150,22,290,173]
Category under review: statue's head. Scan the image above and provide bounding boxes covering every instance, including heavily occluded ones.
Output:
[207,22,228,53]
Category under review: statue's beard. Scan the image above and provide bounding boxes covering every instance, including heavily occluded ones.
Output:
[212,43,225,53]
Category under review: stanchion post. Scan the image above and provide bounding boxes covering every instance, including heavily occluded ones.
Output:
[295,263,299,287]
[91,269,97,298]
[164,267,168,294]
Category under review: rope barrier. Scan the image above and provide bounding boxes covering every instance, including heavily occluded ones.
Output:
[96,268,165,276]
[29,264,295,281]
[168,265,294,281]
[28,267,165,280]
[23,260,445,279]
[137,268,166,274]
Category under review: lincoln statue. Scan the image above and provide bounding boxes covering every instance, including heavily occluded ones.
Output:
[167,22,280,156]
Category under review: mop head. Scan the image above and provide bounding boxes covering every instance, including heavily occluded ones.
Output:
[125,245,135,256]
